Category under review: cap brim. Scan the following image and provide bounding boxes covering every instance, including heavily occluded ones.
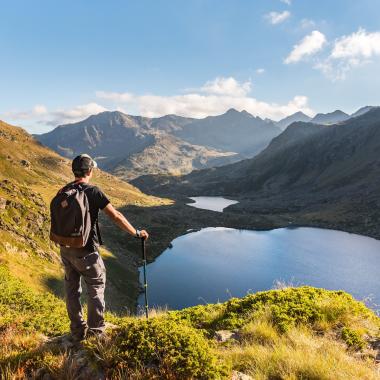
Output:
[92,160,98,169]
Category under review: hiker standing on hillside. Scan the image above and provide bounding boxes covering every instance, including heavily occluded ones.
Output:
[50,154,148,342]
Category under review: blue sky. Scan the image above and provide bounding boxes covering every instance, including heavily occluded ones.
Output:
[1,0,380,133]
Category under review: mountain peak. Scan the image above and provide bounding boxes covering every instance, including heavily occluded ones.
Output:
[225,108,240,115]
[276,111,312,130]
[311,110,349,125]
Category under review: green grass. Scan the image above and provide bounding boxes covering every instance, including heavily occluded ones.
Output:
[0,266,68,336]
[1,266,379,379]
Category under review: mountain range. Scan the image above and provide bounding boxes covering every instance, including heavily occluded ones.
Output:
[132,107,380,239]
[35,106,375,180]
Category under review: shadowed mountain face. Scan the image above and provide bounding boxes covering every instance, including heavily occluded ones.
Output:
[131,108,380,239]
[133,108,380,198]
[36,109,282,179]
[350,106,375,119]
[174,108,281,156]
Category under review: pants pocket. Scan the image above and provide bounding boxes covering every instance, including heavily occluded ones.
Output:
[74,252,104,279]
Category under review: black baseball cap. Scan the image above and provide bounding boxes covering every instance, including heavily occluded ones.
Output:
[72,154,98,176]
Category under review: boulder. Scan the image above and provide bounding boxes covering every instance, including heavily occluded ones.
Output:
[214,330,239,342]
[231,371,253,380]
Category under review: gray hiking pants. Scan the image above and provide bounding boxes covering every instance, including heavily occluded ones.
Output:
[60,247,106,338]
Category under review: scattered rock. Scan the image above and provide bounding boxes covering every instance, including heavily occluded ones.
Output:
[42,373,53,380]
[214,330,239,342]
[20,159,31,168]
[369,338,380,362]
[0,197,6,210]
[105,321,118,330]
[231,370,253,380]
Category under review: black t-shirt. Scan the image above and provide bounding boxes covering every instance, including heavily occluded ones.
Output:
[71,183,110,251]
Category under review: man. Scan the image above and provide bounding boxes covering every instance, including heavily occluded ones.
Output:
[59,154,148,341]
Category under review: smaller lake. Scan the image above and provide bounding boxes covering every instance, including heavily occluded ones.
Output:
[187,196,239,212]
[138,227,380,312]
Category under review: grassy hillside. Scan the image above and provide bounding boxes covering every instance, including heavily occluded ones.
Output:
[0,119,170,310]
[0,266,379,379]
[0,120,168,206]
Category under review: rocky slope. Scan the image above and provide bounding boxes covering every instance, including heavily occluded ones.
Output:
[107,134,237,180]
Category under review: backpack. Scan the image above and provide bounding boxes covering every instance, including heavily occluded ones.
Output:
[50,182,92,248]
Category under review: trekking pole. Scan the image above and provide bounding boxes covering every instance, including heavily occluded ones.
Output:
[141,237,149,319]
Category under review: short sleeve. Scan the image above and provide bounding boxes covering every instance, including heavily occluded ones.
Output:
[92,186,110,210]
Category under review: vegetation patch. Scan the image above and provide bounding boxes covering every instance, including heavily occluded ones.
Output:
[0,265,68,336]
[170,286,378,335]
[341,326,366,350]
[86,317,226,379]
[1,266,379,379]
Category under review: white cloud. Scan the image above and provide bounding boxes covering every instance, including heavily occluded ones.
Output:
[3,104,48,120]
[330,28,380,60]
[47,103,108,126]
[256,68,266,74]
[265,11,291,25]
[0,102,108,132]
[95,91,134,103]
[200,77,252,97]
[280,0,291,5]
[284,30,326,64]
[1,77,315,133]
[96,77,314,121]
[315,28,380,80]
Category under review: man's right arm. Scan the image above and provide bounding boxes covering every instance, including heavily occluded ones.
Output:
[102,203,149,239]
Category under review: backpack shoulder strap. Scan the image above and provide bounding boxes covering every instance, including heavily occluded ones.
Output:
[57,180,77,195]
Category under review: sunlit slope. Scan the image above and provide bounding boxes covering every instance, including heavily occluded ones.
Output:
[0,119,170,309]
[0,120,169,206]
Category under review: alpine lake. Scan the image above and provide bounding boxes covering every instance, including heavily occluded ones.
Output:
[138,197,380,312]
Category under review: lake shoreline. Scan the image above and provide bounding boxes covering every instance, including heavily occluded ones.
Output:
[137,226,380,310]
[112,195,380,313]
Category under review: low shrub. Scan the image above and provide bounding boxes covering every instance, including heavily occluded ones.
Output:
[88,317,226,379]
[341,327,366,350]
[172,287,378,334]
